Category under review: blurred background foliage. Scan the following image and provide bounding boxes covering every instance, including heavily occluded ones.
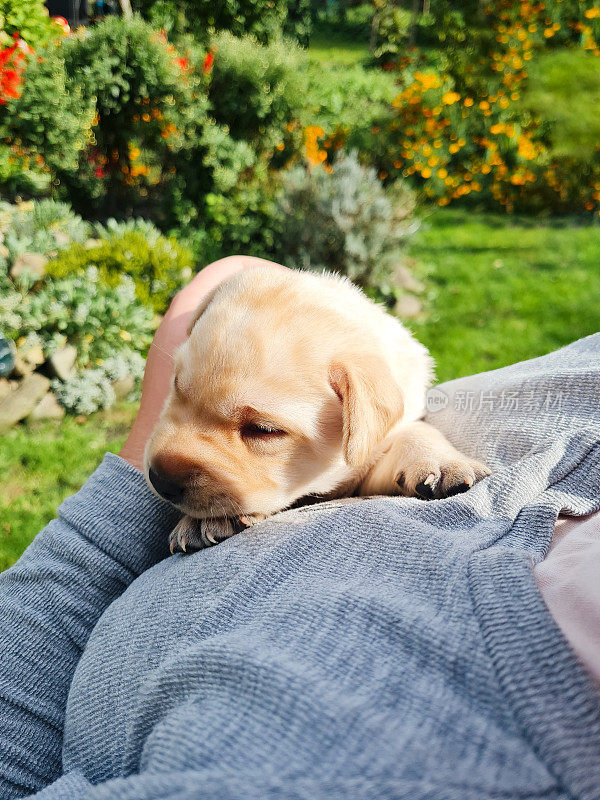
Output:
[1,0,600,566]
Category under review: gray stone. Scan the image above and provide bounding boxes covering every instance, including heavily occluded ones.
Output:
[0,378,13,400]
[12,355,34,378]
[29,391,65,421]
[10,252,48,280]
[394,293,423,320]
[53,231,70,247]
[49,345,77,381]
[112,374,134,400]
[0,373,50,433]
[21,344,45,368]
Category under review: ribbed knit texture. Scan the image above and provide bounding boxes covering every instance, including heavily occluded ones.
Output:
[0,455,180,798]
[1,335,599,799]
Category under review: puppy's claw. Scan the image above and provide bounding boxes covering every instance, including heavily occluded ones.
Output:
[169,516,202,554]
[168,515,239,554]
[239,513,268,527]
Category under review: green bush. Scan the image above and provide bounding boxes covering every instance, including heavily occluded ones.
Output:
[59,16,210,219]
[166,33,307,243]
[371,1,412,66]
[0,44,93,199]
[0,199,89,266]
[523,50,600,160]
[274,151,416,294]
[209,32,306,153]
[0,267,155,368]
[0,0,60,50]
[52,351,146,414]
[47,224,194,313]
[131,0,310,44]
[188,159,283,259]
[302,60,398,157]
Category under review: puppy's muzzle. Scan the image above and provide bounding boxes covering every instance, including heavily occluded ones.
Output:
[148,466,185,505]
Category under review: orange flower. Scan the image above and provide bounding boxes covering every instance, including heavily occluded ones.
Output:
[442,90,460,105]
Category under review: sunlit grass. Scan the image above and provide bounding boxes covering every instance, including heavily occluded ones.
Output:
[410,208,600,383]
[0,404,136,571]
[308,24,370,66]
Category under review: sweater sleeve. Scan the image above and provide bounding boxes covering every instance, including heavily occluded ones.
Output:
[28,770,217,799]
[0,453,180,799]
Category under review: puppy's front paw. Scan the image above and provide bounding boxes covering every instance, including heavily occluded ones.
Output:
[169,516,237,553]
[397,457,491,500]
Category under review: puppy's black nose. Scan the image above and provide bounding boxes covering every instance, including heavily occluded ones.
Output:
[148,466,185,504]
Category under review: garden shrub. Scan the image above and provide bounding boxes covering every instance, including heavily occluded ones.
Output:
[189,159,283,259]
[371,0,412,67]
[130,0,310,45]
[0,0,61,50]
[59,15,210,219]
[0,0,71,195]
[0,267,155,369]
[0,199,89,265]
[361,0,600,214]
[47,225,194,313]
[208,32,305,154]
[301,61,398,165]
[52,351,146,414]
[0,44,94,198]
[523,50,600,160]
[274,151,416,295]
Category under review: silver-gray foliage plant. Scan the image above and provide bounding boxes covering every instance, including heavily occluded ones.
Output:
[276,151,418,293]
[52,351,146,415]
[0,199,89,267]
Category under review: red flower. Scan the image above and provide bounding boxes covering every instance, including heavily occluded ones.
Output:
[176,56,189,72]
[0,37,27,106]
[94,166,105,179]
[203,51,214,74]
[52,16,70,35]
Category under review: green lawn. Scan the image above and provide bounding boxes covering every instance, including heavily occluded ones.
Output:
[2,210,599,569]
[0,405,136,571]
[410,209,600,383]
[308,24,370,65]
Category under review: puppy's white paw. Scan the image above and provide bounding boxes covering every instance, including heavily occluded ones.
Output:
[396,457,491,500]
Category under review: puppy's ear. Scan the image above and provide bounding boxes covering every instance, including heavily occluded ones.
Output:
[186,287,220,336]
[329,357,404,467]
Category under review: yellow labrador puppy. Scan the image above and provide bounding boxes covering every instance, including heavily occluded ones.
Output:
[145,267,490,551]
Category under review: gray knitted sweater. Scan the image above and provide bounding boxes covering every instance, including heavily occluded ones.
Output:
[1,336,600,799]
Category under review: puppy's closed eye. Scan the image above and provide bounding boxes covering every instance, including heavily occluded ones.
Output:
[241,422,287,440]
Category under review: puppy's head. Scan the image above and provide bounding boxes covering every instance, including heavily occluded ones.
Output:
[145,268,404,519]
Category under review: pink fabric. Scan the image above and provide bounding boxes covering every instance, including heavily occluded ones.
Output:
[536,511,600,687]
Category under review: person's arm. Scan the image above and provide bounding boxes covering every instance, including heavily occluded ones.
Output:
[0,456,179,798]
[0,256,285,798]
